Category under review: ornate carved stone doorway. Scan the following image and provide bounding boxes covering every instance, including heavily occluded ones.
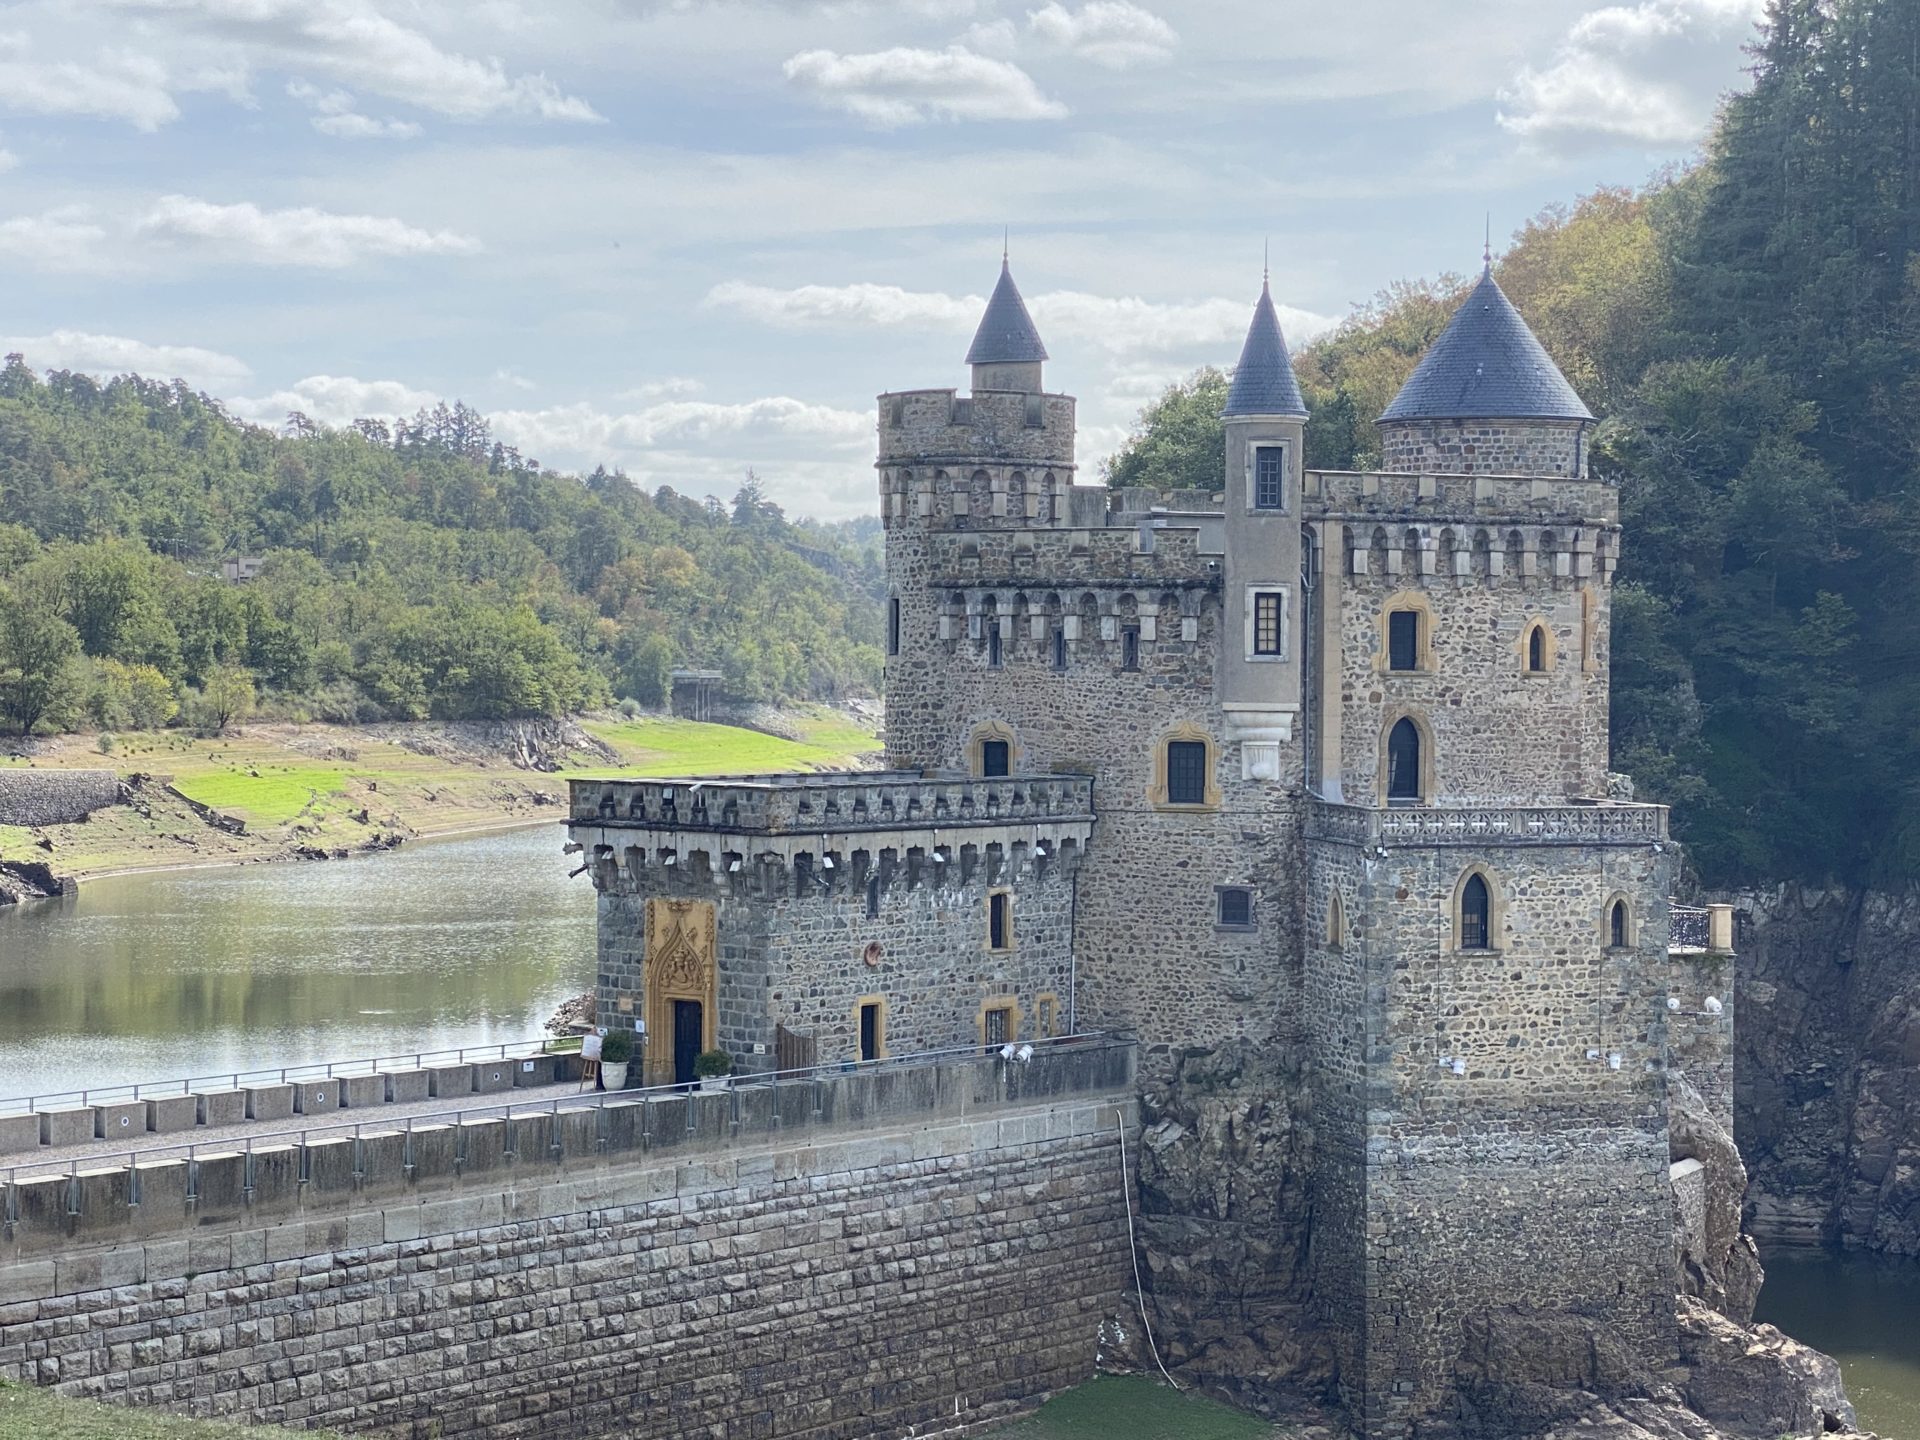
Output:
[642,898,717,1087]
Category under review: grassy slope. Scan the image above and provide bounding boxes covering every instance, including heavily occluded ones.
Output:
[0,707,879,880]
[0,1383,336,1440]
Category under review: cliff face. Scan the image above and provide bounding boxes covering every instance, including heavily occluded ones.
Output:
[1126,1042,1865,1439]
[1736,887,1920,1253]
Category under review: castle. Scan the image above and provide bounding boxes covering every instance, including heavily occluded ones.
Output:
[567,257,1723,1438]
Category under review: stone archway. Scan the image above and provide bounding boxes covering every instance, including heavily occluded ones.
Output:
[643,898,717,1086]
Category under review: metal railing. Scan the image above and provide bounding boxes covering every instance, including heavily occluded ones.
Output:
[0,1036,570,1117]
[0,1031,1128,1192]
[1670,906,1709,950]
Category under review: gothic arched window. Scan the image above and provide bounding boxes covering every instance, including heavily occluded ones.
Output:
[1609,899,1629,948]
[1460,874,1491,951]
[1387,717,1422,803]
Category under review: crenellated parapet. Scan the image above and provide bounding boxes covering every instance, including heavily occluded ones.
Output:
[567,772,1094,898]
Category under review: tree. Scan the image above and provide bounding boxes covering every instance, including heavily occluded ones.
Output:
[197,662,256,734]
[1102,369,1229,491]
[0,590,83,734]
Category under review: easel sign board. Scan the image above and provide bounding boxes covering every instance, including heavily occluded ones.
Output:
[581,1033,604,1062]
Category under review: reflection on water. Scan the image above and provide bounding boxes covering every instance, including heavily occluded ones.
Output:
[1755,1247,1920,1439]
[0,825,594,1097]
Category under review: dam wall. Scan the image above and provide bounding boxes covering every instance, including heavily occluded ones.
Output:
[0,1043,1138,1440]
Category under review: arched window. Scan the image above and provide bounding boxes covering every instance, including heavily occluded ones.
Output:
[1460,874,1491,950]
[1327,892,1345,949]
[1609,899,1629,948]
[970,722,1017,778]
[1386,717,1422,803]
[1527,624,1547,672]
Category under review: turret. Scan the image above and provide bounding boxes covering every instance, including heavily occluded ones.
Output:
[1219,276,1309,781]
[967,259,1048,393]
[1377,265,1593,476]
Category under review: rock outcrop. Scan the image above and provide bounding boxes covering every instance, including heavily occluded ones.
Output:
[1736,886,1920,1252]
[1123,1040,1334,1410]
[1669,1072,1764,1321]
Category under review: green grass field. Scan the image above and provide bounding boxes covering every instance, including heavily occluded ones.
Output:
[982,1377,1274,1440]
[575,714,878,778]
[0,1383,335,1440]
[168,766,350,825]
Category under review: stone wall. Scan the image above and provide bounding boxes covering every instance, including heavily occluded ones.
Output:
[0,770,121,828]
[1327,524,1615,807]
[1376,419,1589,478]
[0,1049,1139,1440]
[1305,828,1678,1437]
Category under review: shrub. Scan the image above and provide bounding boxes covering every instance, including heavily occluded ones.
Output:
[693,1048,733,1079]
[600,1029,634,1064]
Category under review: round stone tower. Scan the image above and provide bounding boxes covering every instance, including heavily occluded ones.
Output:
[1376,266,1594,477]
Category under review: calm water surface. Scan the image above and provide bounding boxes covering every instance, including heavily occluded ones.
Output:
[1756,1247,1920,1438]
[0,825,594,1098]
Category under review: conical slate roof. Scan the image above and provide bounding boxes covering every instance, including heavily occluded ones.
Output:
[966,260,1049,365]
[1222,279,1308,418]
[1380,270,1592,423]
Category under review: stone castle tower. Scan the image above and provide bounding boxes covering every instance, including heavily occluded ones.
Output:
[570,253,1718,1439]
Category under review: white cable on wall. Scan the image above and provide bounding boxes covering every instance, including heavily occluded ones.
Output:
[1115,1108,1182,1391]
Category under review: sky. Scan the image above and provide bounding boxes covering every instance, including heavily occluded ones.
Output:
[0,0,1766,520]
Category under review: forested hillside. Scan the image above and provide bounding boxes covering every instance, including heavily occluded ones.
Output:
[1106,0,1919,891]
[0,376,884,735]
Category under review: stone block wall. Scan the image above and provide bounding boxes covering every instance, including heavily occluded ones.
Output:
[0,1052,1139,1440]
[1669,947,1736,1136]
[0,771,121,828]
[1330,522,1615,806]
[1305,825,1677,1437]
[1376,418,1589,478]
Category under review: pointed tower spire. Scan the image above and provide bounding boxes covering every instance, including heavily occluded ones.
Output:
[1380,265,1590,423]
[967,254,1048,391]
[1222,273,1308,419]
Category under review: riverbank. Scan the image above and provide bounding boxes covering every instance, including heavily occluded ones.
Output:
[0,707,879,892]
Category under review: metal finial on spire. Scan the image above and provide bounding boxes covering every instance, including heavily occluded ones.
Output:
[1003,226,1009,265]
[1263,237,1269,288]
[1484,213,1492,274]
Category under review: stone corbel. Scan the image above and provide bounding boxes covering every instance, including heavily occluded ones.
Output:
[1223,703,1299,782]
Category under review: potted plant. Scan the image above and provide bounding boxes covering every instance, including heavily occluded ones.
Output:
[694,1048,733,1091]
[600,1028,634,1091]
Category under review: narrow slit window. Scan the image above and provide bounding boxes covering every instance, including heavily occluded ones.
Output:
[1254,447,1286,510]
[980,738,1010,778]
[1052,626,1068,671]
[1253,591,1284,657]
[865,874,881,920]
[1036,994,1058,1038]
[887,597,901,657]
[1122,626,1140,671]
[1461,874,1491,950]
[1166,740,1208,805]
[988,627,1003,668]
[1610,900,1628,948]
[1388,610,1419,671]
[1528,625,1548,673]
[988,892,1011,951]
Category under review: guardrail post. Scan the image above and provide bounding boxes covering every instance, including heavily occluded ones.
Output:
[1707,903,1735,953]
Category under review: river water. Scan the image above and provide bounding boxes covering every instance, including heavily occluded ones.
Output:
[0,825,594,1099]
[1755,1247,1920,1438]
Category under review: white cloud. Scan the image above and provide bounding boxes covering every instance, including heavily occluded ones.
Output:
[288,81,422,139]
[111,0,601,124]
[1499,0,1764,149]
[229,374,439,427]
[0,208,111,271]
[619,376,708,401]
[493,396,872,455]
[135,195,480,267]
[493,367,538,391]
[704,280,1334,356]
[0,146,16,173]
[782,46,1067,125]
[0,43,181,130]
[1027,2,1176,69]
[0,330,254,390]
